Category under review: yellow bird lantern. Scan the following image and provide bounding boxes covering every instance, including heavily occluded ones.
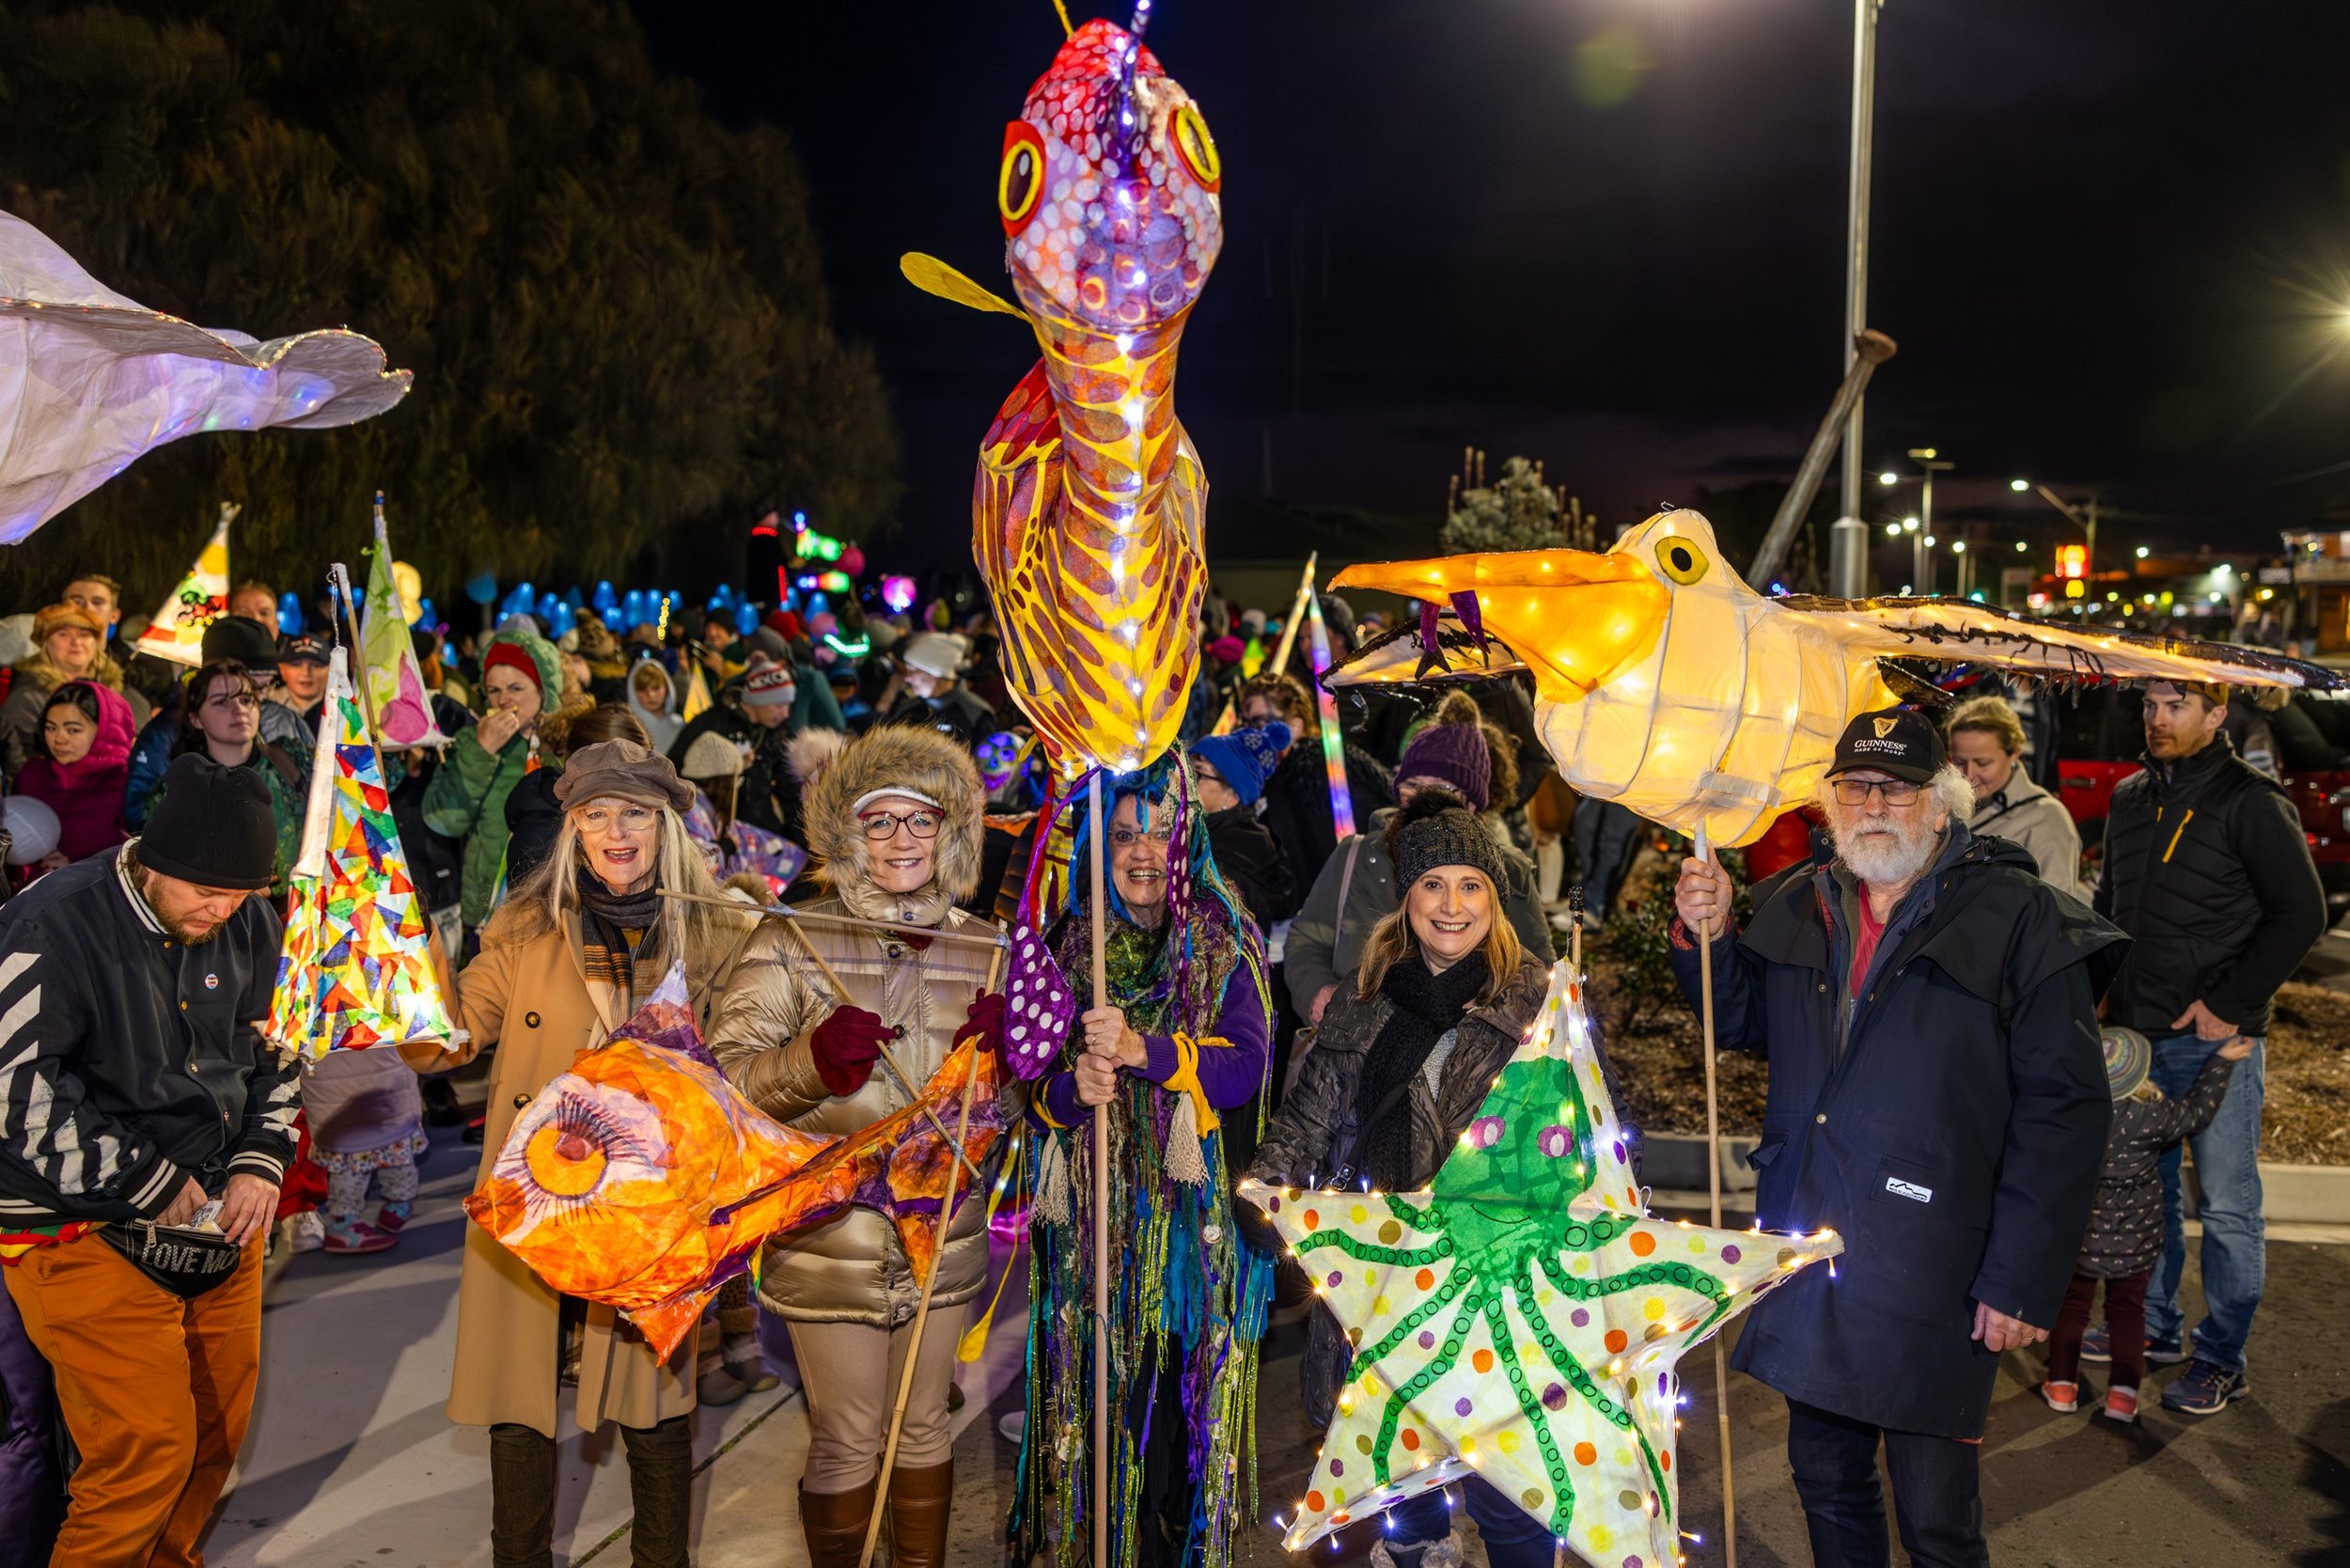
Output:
[1332,509,2341,847]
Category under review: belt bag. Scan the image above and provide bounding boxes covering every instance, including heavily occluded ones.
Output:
[101,1219,244,1298]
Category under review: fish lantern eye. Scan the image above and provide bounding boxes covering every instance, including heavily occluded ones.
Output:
[1655,535,1708,586]
[999,121,1047,235]
[1171,102,1221,192]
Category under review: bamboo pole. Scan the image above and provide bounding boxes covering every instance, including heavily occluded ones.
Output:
[855,946,1005,1568]
[655,886,1008,951]
[1210,552,1317,736]
[769,915,987,1188]
[1088,770,1111,1568]
[1693,825,1737,1568]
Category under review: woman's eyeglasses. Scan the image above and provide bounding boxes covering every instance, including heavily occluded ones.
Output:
[578,806,660,831]
[1829,778,1923,807]
[1108,827,1173,848]
[861,810,943,840]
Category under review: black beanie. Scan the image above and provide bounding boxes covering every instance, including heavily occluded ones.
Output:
[1386,790,1512,892]
[140,754,278,890]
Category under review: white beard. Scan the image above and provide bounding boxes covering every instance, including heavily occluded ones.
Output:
[1832,816,1940,888]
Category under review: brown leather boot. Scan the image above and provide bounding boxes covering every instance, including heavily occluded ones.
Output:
[885,1460,954,1568]
[799,1478,879,1568]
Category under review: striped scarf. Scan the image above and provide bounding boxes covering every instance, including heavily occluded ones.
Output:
[577,868,663,1021]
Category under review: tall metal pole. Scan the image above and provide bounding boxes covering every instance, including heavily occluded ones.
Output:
[1918,464,1935,597]
[1833,0,1882,602]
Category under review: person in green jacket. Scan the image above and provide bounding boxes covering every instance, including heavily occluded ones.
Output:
[423,625,562,933]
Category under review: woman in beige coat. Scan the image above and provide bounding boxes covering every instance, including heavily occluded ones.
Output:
[406,740,759,1568]
[706,724,1004,1568]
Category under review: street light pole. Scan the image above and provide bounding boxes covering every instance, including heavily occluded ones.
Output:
[1833,0,1885,600]
[2014,479,2099,584]
[1902,447,1951,595]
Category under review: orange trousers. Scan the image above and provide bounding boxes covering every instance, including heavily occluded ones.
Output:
[4,1230,264,1568]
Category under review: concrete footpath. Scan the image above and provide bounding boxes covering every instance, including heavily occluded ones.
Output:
[201,1124,2350,1566]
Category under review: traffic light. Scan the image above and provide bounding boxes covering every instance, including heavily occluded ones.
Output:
[2056,544,2087,580]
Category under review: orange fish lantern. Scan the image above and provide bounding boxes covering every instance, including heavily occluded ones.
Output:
[466,966,856,1356]
[468,967,1010,1357]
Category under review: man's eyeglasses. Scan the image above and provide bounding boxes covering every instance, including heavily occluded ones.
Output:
[861,810,943,840]
[1829,778,1923,808]
[1109,828,1173,848]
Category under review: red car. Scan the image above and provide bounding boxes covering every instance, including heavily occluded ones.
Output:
[2054,685,2350,918]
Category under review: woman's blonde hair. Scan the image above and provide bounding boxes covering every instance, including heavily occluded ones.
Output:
[491,799,749,971]
[1947,695,2027,756]
[1354,882,1526,1008]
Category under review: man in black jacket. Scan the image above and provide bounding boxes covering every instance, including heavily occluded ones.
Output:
[0,756,293,1565]
[2095,680,2326,1417]
[1672,708,2122,1568]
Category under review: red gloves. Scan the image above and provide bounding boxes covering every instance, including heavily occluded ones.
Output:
[956,992,1007,1058]
[809,1005,890,1097]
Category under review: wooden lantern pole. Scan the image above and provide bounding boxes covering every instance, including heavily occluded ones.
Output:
[1694,824,1737,1568]
[1087,768,1111,1568]
[856,947,1006,1568]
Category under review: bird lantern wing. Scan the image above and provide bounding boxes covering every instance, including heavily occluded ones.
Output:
[1775,596,2348,692]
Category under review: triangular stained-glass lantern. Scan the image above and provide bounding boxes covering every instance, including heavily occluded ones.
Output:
[268,648,465,1062]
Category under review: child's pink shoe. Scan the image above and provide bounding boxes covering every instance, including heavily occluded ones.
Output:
[2040,1380,2080,1413]
[2103,1386,2139,1424]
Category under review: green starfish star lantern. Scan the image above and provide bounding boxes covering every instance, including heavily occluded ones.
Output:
[1239,963,1841,1568]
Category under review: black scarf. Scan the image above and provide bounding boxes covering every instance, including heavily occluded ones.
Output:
[1352,950,1491,1190]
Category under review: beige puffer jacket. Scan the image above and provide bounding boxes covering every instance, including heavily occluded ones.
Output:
[707,724,1008,1327]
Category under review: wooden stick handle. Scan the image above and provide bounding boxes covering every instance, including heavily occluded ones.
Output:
[656,887,1008,950]
[771,916,985,1186]
[1088,771,1111,1568]
[856,1036,986,1568]
[1694,825,1738,1568]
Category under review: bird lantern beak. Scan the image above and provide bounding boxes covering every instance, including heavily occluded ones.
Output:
[1332,549,1668,704]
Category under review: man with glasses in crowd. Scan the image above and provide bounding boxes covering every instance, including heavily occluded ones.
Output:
[1670,707,2123,1568]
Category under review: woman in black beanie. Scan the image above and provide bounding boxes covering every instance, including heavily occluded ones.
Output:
[1246,789,1558,1568]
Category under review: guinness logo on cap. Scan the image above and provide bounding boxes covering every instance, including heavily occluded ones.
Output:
[1872,716,1898,740]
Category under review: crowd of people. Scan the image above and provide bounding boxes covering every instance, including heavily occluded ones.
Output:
[0,557,2328,1568]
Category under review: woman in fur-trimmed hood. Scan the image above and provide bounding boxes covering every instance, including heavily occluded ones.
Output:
[705,722,1009,1568]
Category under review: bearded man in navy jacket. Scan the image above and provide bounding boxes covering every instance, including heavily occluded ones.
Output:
[1671,709,2124,1568]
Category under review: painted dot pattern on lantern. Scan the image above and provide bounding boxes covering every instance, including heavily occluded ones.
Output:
[1236,961,1843,1566]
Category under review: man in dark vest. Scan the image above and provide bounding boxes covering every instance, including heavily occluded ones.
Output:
[2094,680,2325,1417]
[1672,707,2123,1568]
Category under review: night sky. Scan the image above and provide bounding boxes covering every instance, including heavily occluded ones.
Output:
[633,0,2350,578]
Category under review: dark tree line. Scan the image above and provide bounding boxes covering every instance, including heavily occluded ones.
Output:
[0,0,898,611]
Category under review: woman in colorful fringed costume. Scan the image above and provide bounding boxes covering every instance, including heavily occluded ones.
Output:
[1013,755,1277,1568]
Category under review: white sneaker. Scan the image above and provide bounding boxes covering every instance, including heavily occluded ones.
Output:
[289,1211,326,1254]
